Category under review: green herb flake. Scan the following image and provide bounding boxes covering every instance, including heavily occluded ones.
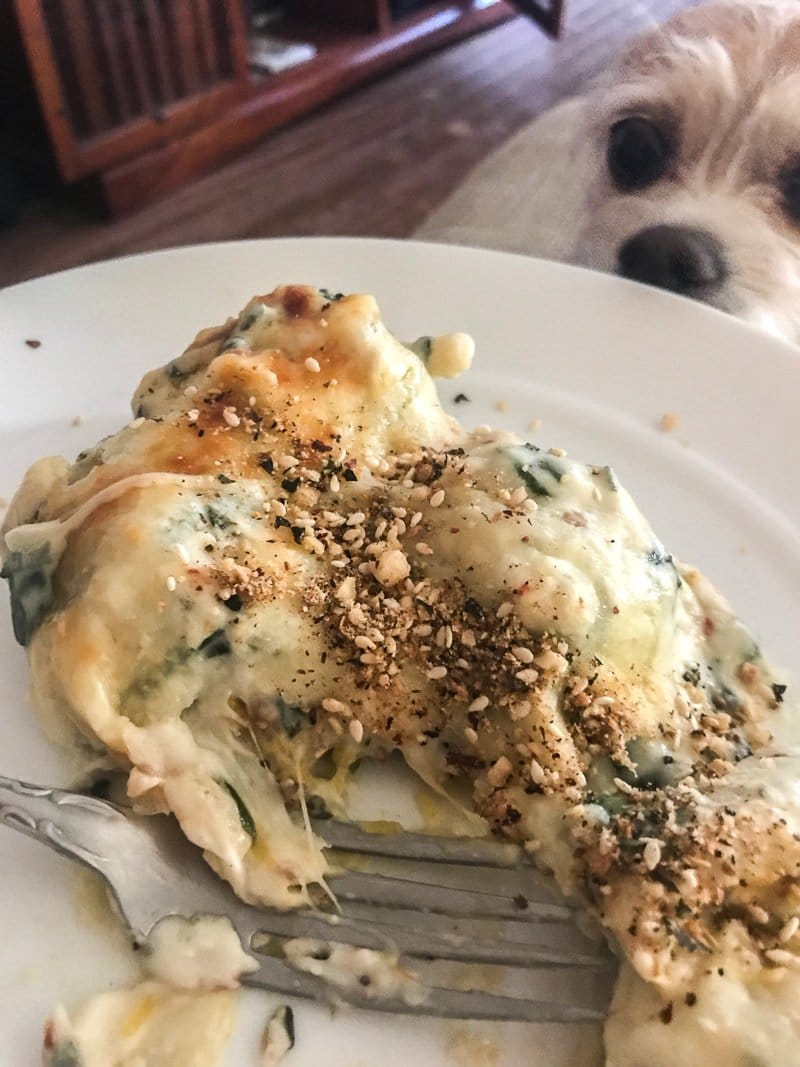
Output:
[307,795,332,819]
[198,629,231,658]
[319,288,344,303]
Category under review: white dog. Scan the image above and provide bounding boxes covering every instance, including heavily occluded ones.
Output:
[417,0,800,344]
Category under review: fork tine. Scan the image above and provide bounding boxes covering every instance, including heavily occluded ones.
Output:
[249,908,608,969]
[244,955,606,1023]
[316,820,525,867]
[331,870,573,922]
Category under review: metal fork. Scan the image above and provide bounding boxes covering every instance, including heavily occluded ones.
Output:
[0,774,613,1023]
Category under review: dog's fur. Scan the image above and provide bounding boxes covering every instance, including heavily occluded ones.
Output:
[417,1,800,343]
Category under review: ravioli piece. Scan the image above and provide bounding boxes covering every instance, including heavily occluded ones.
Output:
[4,284,796,1065]
[43,983,236,1067]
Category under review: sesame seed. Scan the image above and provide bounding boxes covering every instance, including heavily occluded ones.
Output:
[643,839,662,871]
[461,630,476,648]
[349,719,364,743]
[510,700,531,721]
[487,755,512,787]
[416,542,434,555]
[330,474,340,492]
[322,697,348,715]
[429,489,445,508]
[263,370,278,386]
[464,727,478,744]
[175,544,190,564]
[659,412,679,432]
[548,447,567,458]
[613,777,636,796]
[360,652,377,665]
[515,668,539,686]
[355,635,376,650]
[347,511,366,526]
[427,665,448,680]
[248,396,256,407]
[510,486,527,506]
[410,512,423,527]
[391,507,407,518]
[530,759,545,785]
[222,406,240,428]
[305,357,321,373]
[278,454,299,469]
[469,695,489,712]
[780,917,799,943]
[187,409,200,424]
[183,385,198,397]
[593,695,616,707]
[496,601,514,619]
[512,646,534,664]
[166,576,177,591]
[527,418,541,433]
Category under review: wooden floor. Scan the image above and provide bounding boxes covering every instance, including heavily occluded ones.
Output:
[1,0,696,288]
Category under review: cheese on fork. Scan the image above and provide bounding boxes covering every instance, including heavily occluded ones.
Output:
[4,284,796,1066]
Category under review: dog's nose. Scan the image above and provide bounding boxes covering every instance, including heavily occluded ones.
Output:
[617,225,728,297]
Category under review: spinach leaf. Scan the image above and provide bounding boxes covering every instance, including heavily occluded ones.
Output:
[220,780,256,839]
[276,695,307,738]
[1,542,54,646]
[50,1043,84,1067]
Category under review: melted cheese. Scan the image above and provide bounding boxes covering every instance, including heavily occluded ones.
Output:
[6,284,795,1065]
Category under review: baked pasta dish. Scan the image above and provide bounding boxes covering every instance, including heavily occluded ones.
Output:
[4,284,797,1067]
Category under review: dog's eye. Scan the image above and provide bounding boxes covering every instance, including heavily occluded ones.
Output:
[607,117,671,191]
[782,161,800,222]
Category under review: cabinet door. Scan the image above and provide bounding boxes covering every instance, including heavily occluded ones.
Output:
[12,0,250,182]
[508,0,564,37]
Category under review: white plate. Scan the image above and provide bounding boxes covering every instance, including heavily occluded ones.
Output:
[1,238,798,1067]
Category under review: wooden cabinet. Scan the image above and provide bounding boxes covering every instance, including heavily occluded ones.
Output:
[2,0,560,216]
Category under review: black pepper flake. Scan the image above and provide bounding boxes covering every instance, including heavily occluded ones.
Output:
[773,682,787,703]
[453,393,470,404]
[685,992,697,1007]
[222,593,243,612]
[275,515,290,529]
[281,477,301,493]
[259,455,275,473]
[464,597,483,618]
[342,468,358,482]
[513,893,528,910]
[311,439,332,452]
[24,339,41,349]
[290,525,306,544]
[217,473,235,484]
[658,1002,673,1025]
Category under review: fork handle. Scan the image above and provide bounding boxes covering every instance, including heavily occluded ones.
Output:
[0,773,121,870]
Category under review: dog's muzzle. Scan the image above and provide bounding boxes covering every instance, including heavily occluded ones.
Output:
[616,225,728,301]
